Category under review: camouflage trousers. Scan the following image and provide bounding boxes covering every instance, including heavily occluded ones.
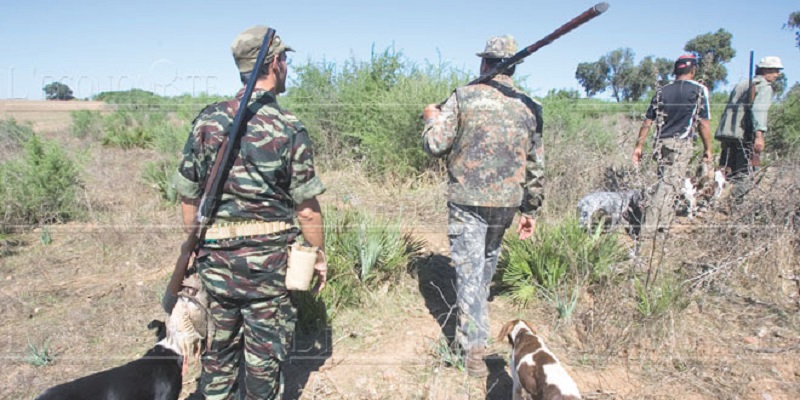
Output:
[643,138,693,235]
[196,234,297,400]
[447,202,516,352]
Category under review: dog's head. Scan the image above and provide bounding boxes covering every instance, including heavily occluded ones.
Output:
[148,319,167,343]
[498,319,535,345]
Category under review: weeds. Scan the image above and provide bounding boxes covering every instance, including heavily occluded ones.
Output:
[634,276,687,319]
[497,217,627,306]
[296,206,424,332]
[142,159,179,204]
[25,339,54,367]
[0,123,81,229]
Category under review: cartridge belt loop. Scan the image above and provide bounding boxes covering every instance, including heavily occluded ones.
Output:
[204,220,293,242]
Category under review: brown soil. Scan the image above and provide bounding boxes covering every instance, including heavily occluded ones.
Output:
[2,101,799,400]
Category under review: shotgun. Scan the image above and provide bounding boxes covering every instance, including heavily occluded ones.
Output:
[746,50,761,168]
[469,2,609,86]
[163,28,277,313]
[433,2,609,108]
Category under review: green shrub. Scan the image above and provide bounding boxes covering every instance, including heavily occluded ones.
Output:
[142,159,179,204]
[768,83,800,158]
[497,217,627,306]
[70,110,104,139]
[0,124,81,229]
[284,48,469,177]
[633,276,688,319]
[25,339,54,367]
[296,206,424,331]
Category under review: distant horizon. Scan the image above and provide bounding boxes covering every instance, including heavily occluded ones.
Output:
[1,0,798,101]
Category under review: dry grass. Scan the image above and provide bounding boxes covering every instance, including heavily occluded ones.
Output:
[2,101,799,399]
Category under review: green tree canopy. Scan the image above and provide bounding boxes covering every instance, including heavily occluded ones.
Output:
[788,11,800,48]
[575,60,609,97]
[574,49,671,102]
[683,29,735,92]
[602,48,635,102]
[42,82,74,100]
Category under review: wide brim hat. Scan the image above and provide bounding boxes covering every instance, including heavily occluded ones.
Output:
[757,56,783,70]
[231,25,294,74]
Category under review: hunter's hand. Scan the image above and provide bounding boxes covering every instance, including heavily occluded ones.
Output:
[312,250,327,294]
[753,134,765,153]
[702,150,713,164]
[422,104,440,122]
[516,215,536,240]
[632,146,643,165]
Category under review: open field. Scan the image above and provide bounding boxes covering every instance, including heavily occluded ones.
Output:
[1,100,799,399]
[0,100,106,134]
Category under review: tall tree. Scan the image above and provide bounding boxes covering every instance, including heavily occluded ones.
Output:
[787,11,800,48]
[602,48,635,102]
[684,29,735,92]
[575,60,609,97]
[42,82,74,100]
[772,73,788,98]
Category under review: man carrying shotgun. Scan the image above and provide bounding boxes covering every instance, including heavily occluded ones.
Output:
[715,56,784,200]
[171,25,326,399]
[421,35,544,377]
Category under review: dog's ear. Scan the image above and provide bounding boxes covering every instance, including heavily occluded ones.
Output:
[148,319,167,342]
[497,319,518,345]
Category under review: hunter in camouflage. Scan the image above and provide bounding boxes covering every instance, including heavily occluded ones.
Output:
[421,35,544,378]
[172,25,326,400]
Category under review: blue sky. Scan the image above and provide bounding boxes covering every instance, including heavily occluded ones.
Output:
[0,0,797,100]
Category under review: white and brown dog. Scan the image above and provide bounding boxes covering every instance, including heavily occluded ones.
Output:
[498,319,581,400]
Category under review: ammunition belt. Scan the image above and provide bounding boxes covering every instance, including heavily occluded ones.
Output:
[204,221,293,242]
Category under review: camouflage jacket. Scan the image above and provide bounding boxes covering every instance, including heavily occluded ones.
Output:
[715,75,774,141]
[422,75,544,215]
[172,88,325,247]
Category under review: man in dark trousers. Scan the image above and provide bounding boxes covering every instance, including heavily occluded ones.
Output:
[715,56,783,199]
[632,54,712,235]
[421,35,544,378]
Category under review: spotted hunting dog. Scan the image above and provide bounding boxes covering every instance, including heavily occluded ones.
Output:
[498,319,581,400]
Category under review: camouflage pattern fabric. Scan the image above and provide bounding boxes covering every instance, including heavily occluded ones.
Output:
[173,88,325,250]
[231,26,294,74]
[448,202,516,351]
[643,138,692,235]
[172,88,324,400]
[422,75,544,216]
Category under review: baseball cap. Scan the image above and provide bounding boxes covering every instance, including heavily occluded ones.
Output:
[757,56,783,69]
[231,25,294,74]
[674,54,697,69]
[476,35,520,60]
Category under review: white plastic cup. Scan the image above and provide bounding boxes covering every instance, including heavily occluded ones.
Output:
[286,242,318,291]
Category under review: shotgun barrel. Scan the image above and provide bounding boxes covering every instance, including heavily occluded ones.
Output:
[469,2,610,86]
[163,28,277,313]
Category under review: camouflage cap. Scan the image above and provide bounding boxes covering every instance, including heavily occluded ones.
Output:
[231,25,294,74]
[476,35,519,60]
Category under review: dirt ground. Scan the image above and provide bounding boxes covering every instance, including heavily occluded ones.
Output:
[1,101,799,399]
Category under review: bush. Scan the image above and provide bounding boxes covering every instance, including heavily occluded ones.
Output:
[142,159,179,204]
[0,118,29,160]
[70,110,104,139]
[0,121,81,229]
[296,206,423,331]
[497,217,628,306]
[284,47,469,177]
[768,83,800,158]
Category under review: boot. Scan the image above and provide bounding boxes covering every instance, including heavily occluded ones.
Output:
[465,346,488,378]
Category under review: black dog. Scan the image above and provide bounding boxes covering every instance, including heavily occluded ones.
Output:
[35,320,183,400]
